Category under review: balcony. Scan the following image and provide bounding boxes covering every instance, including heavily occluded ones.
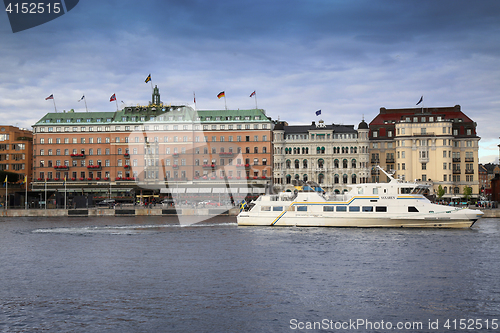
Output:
[70,153,85,159]
[202,164,215,169]
[386,158,395,164]
[219,152,234,157]
[453,158,461,162]
[453,169,461,174]
[465,157,474,162]
[87,165,102,170]
[465,169,474,174]
[53,165,69,170]
[371,159,380,164]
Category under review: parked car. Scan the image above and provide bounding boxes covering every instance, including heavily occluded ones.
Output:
[161,199,174,206]
[97,199,115,206]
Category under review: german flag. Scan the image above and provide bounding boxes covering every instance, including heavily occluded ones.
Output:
[217,91,225,99]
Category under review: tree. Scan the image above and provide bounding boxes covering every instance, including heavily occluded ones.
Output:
[437,185,445,200]
[463,185,472,202]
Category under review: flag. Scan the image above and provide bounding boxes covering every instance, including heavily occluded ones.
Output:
[110,94,116,102]
[315,110,321,116]
[145,74,151,83]
[21,175,26,185]
[249,91,256,97]
[217,91,225,99]
[63,176,66,185]
[45,94,54,100]
[239,200,247,212]
[3,175,7,187]
[78,95,85,102]
[416,96,423,105]
[193,92,196,104]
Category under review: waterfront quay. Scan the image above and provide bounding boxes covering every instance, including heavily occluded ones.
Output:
[0,206,240,217]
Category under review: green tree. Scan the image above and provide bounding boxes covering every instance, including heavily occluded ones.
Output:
[437,185,445,200]
[463,185,472,202]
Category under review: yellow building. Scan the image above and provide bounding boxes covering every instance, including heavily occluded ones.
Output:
[369,105,480,200]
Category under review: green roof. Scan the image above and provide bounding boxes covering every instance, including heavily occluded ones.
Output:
[34,108,271,126]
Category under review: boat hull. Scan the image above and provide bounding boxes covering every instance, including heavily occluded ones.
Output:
[237,213,482,228]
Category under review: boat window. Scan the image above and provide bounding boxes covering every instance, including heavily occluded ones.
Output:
[376,206,387,212]
[373,188,378,195]
[357,187,363,194]
[273,206,283,211]
[285,206,295,211]
[261,206,271,211]
[362,206,373,212]
[336,206,347,212]
[349,206,360,212]
[323,206,334,212]
[297,206,307,211]
[408,206,419,212]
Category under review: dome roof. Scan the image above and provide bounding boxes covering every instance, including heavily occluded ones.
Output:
[358,119,368,130]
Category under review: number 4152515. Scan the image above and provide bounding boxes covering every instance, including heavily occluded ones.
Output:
[5,2,61,14]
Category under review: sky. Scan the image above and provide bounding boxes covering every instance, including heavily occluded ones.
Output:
[1,0,499,163]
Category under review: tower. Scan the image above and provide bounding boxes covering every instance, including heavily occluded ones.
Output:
[152,85,160,105]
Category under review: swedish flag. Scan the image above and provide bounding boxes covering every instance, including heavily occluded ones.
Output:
[239,200,247,212]
[145,74,151,83]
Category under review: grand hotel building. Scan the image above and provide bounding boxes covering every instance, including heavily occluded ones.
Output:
[32,87,273,202]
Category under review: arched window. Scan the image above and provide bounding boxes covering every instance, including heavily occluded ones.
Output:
[351,174,357,184]
[305,147,309,154]
[334,174,339,184]
[354,147,357,153]
[318,173,324,184]
[351,159,356,168]
[321,147,325,154]
[295,174,300,180]
[303,159,308,169]
[318,159,324,168]
[286,174,291,184]
[296,147,300,155]
[303,174,308,182]
[286,160,291,168]
[454,187,460,194]
[294,159,300,168]
[293,147,297,154]
[343,159,348,168]
[343,174,348,184]
[334,159,339,168]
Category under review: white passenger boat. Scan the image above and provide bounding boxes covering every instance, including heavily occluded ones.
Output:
[237,167,483,228]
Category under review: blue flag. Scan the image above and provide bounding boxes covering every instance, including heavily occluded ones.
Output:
[315,110,321,116]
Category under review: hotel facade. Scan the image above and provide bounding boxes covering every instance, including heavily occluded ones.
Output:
[31,87,273,204]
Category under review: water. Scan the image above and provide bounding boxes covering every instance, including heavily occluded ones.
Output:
[1,216,500,332]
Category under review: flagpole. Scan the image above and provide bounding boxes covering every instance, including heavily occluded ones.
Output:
[44,180,47,210]
[53,97,57,113]
[25,177,27,210]
[224,94,227,110]
[84,96,88,112]
[254,92,258,109]
[193,92,197,111]
[115,97,119,111]
[64,179,67,210]
[5,178,7,210]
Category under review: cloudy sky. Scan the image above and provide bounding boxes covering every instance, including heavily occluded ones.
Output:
[1,0,499,162]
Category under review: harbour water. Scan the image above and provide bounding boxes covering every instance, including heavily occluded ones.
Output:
[1,216,500,332]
